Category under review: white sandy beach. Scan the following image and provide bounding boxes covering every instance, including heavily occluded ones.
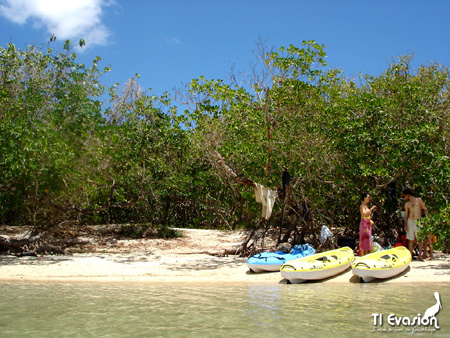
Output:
[1,229,449,284]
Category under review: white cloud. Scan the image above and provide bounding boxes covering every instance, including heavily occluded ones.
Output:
[165,37,181,45]
[0,0,114,46]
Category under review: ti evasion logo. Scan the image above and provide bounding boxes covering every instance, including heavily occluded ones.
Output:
[372,292,442,333]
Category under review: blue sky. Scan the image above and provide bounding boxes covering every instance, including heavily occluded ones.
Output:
[1,0,450,99]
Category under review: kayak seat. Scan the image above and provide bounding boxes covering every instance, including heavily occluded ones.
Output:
[380,254,397,261]
[315,255,338,262]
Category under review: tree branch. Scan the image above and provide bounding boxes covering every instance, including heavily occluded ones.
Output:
[212,150,255,188]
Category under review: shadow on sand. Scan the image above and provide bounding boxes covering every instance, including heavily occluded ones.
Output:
[168,257,247,271]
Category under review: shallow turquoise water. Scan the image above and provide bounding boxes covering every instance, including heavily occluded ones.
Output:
[1,282,449,337]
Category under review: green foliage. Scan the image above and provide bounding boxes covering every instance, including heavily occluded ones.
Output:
[417,205,450,249]
[0,40,193,232]
[1,38,449,247]
[322,56,450,226]
[0,40,107,226]
[182,41,450,244]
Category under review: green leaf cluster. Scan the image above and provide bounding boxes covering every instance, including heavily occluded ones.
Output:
[417,205,450,249]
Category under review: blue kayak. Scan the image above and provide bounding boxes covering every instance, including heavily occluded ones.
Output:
[247,244,315,272]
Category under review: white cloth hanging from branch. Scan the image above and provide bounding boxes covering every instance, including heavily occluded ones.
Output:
[254,183,277,219]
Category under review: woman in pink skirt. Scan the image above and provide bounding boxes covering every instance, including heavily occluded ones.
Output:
[360,193,377,256]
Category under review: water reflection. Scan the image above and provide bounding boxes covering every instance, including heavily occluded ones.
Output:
[1,282,448,337]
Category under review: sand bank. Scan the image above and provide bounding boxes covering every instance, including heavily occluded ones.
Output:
[1,252,450,284]
[1,229,449,284]
[2,251,450,284]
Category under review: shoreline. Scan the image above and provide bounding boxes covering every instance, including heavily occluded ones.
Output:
[1,251,449,284]
[1,228,450,284]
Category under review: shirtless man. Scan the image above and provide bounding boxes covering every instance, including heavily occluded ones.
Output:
[403,189,429,260]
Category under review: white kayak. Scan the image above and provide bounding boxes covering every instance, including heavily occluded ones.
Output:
[352,246,412,283]
[280,247,354,284]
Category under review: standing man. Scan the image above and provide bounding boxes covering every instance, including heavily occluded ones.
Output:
[403,188,429,260]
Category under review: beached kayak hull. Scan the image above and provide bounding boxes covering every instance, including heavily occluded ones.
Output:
[351,246,412,283]
[280,247,354,283]
[247,244,315,273]
[352,265,410,283]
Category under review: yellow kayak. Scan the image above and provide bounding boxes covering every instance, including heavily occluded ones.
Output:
[280,247,354,284]
[352,246,412,283]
